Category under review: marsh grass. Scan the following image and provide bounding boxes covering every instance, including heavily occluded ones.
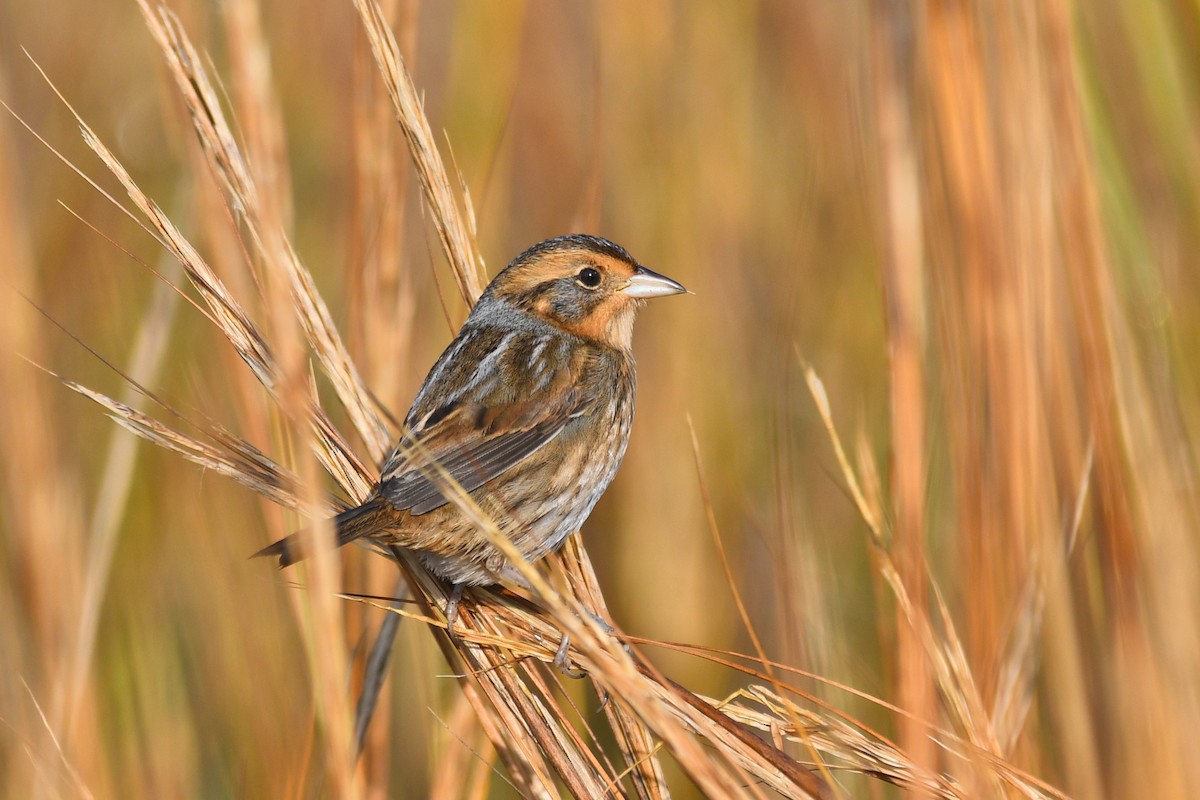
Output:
[2,1,1198,798]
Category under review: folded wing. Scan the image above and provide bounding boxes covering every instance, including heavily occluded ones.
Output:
[378,325,590,515]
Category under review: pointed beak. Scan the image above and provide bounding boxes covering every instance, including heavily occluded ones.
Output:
[622,265,687,299]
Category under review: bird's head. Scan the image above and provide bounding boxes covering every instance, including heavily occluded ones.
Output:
[485,234,686,351]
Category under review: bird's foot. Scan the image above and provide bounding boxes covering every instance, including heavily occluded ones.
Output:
[444,583,466,639]
[554,633,587,678]
[551,608,628,677]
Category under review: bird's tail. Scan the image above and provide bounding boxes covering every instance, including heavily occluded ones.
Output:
[253,496,392,567]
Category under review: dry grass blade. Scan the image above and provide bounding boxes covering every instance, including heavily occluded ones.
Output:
[621,635,1074,800]
[30,51,374,511]
[804,365,1020,794]
[53,256,180,750]
[720,686,1068,800]
[869,5,938,782]
[555,538,670,800]
[77,124,275,392]
[56,376,307,514]
[991,441,1091,753]
[137,0,391,461]
[352,0,486,304]
[716,686,962,800]
[687,415,838,791]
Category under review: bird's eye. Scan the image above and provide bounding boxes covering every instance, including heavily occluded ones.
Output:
[577,267,602,288]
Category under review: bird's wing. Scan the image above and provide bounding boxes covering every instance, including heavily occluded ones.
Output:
[377,325,594,515]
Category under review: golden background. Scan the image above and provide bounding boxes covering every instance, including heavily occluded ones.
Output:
[2,2,1198,797]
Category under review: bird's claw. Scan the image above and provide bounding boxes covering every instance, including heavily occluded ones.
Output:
[554,633,587,678]
[444,583,465,640]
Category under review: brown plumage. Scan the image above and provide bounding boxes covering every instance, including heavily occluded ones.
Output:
[256,235,686,586]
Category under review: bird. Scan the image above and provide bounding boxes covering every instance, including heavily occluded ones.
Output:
[256,234,686,590]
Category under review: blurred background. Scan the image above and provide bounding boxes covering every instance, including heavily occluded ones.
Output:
[3,1,1199,797]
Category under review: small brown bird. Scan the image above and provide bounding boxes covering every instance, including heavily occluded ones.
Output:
[257,235,685,587]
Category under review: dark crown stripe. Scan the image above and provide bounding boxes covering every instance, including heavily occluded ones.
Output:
[507,234,636,270]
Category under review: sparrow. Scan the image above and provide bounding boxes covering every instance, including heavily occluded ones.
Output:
[256,234,686,588]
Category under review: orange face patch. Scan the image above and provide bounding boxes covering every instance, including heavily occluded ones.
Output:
[552,291,639,349]
[495,250,642,349]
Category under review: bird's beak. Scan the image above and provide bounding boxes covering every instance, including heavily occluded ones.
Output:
[622,265,687,298]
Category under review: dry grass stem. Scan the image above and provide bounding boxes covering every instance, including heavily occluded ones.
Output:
[352,0,486,304]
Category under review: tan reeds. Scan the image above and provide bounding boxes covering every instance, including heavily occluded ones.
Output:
[7,1,1200,798]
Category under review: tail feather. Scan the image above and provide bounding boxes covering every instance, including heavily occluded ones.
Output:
[253,496,391,567]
